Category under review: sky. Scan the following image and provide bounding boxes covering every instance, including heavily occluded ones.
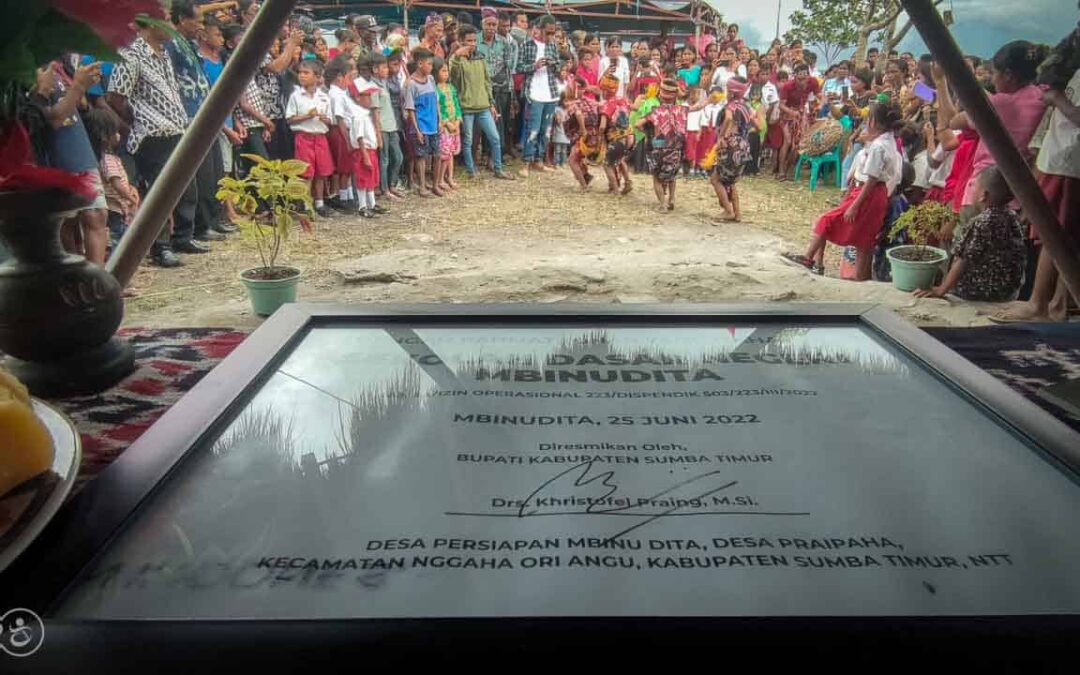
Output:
[701,0,1076,62]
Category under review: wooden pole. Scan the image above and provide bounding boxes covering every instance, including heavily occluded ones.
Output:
[900,0,1080,304]
[107,0,299,288]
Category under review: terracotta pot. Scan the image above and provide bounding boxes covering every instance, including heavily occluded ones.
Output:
[0,189,133,396]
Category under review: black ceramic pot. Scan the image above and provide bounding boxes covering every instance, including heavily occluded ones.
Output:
[0,189,134,396]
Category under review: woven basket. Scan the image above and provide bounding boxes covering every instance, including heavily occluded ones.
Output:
[799,118,844,157]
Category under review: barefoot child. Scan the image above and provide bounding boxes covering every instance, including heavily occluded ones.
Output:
[404,48,441,197]
[435,57,462,192]
[285,59,335,217]
[636,78,687,212]
[598,72,634,194]
[325,56,358,210]
[915,167,1024,301]
[782,103,904,279]
[352,82,386,218]
[710,77,760,222]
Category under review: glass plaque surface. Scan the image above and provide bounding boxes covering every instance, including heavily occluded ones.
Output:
[56,323,1080,619]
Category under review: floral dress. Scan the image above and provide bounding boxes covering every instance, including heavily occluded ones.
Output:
[601,96,635,167]
[645,103,688,181]
[713,106,753,187]
[437,82,462,159]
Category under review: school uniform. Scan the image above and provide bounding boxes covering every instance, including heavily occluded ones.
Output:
[285,87,334,179]
[813,132,902,250]
[350,104,381,190]
[327,84,356,176]
[685,105,704,168]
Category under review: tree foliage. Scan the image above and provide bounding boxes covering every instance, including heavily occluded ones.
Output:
[785,0,864,67]
[785,0,945,67]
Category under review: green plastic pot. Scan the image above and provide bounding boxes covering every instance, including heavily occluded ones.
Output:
[886,245,948,292]
[240,266,301,316]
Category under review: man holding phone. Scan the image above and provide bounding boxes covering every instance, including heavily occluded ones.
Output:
[451,24,515,181]
[516,15,562,177]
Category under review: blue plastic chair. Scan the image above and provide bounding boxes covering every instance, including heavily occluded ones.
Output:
[794,143,843,192]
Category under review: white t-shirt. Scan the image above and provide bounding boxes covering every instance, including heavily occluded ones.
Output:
[595,55,630,98]
[703,102,725,128]
[853,132,903,195]
[928,145,955,188]
[285,87,332,134]
[911,150,931,190]
[529,40,557,104]
[552,107,570,144]
[686,106,705,132]
[1036,68,1080,179]
[710,64,747,93]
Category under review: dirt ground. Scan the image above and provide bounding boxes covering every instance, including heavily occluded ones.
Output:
[123,168,1006,329]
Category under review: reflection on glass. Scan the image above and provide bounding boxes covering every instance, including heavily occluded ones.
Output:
[57,325,1080,620]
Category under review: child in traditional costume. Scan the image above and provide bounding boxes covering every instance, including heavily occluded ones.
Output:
[598,72,635,194]
[637,78,688,212]
[710,77,760,222]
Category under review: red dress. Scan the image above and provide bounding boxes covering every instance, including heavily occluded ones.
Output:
[946,129,979,212]
[814,183,890,249]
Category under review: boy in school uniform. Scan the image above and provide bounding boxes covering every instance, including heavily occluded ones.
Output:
[285,59,335,217]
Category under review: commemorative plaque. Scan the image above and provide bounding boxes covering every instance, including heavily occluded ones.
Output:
[11,303,1076,627]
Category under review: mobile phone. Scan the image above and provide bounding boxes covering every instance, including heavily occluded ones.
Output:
[913,80,936,102]
[842,85,850,99]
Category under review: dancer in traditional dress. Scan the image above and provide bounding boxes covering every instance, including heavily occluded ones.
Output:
[598,72,635,194]
[710,77,760,222]
[636,78,687,212]
[563,77,602,191]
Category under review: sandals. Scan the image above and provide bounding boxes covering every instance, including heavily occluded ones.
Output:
[780,252,814,270]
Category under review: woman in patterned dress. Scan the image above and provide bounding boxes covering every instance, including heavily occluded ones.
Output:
[636,78,687,212]
[598,72,635,195]
[711,77,760,222]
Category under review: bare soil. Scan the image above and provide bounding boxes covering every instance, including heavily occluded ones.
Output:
[123,168,1007,329]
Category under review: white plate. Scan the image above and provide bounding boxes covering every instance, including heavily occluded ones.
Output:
[0,399,81,574]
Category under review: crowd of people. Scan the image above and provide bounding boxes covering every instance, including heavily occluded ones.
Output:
[17,1,1079,321]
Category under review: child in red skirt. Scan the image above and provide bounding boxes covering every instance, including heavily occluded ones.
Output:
[285,60,335,218]
[351,82,385,218]
[325,57,358,211]
[782,103,904,279]
[684,88,704,178]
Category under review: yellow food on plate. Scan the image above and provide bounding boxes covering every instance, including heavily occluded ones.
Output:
[0,367,54,497]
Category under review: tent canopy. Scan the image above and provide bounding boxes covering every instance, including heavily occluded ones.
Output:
[303,0,705,36]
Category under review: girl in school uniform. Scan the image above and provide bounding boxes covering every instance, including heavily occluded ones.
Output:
[683,88,705,178]
[782,103,904,279]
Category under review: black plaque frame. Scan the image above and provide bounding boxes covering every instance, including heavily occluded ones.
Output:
[4,304,1080,666]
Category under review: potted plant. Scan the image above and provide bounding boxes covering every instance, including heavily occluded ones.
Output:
[217,154,313,316]
[884,201,955,292]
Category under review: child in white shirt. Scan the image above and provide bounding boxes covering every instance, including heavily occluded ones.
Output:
[351,82,385,218]
[285,60,335,216]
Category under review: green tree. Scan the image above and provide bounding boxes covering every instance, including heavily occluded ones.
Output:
[785,0,946,68]
[785,0,862,67]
